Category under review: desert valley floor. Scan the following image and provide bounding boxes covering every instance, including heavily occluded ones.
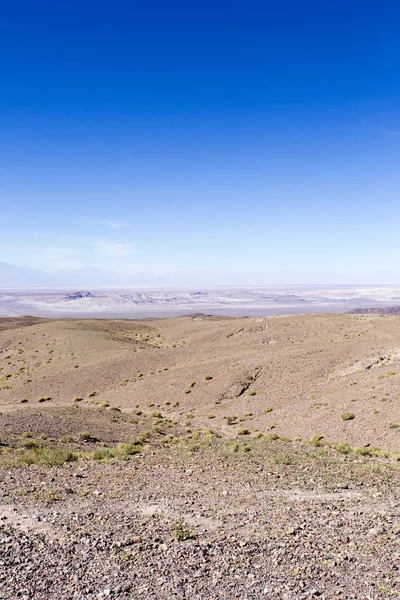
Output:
[1,313,400,599]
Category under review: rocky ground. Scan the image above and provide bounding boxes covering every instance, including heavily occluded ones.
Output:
[1,315,400,599]
[1,439,400,599]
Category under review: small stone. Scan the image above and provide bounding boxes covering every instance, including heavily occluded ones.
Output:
[131,536,141,543]
[368,527,384,536]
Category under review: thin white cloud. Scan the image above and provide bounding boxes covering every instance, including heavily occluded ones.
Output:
[92,241,135,257]
[29,247,80,255]
[91,219,132,228]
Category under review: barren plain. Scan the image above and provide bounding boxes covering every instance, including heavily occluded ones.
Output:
[1,313,400,599]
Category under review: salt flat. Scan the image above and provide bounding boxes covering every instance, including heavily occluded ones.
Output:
[1,285,400,318]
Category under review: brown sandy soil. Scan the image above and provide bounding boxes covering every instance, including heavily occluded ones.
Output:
[1,314,400,599]
[1,313,400,450]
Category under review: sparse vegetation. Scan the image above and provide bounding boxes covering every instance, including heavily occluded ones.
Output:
[151,411,162,418]
[341,412,355,421]
[172,519,194,542]
[273,453,293,465]
[309,434,324,447]
[37,395,51,403]
[377,370,396,379]
[265,433,280,441]
[236,427,250,436]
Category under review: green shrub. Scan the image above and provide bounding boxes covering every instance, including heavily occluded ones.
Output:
[34,448,78,466]
[273,453,293,465]
[172,519,193,541]
[309,434,324,447]
[91,448,116,460]
[20,438,38,449]
[341,412,355,421]
[334,442,352,454]
[236,427,250,436]
[61,435,73,443]
[37,395,51,403]
[115,441,143,458]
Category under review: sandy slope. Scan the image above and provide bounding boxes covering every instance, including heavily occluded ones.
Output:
[1,313,400,450]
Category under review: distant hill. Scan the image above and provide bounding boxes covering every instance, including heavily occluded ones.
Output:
[348,306,400,315]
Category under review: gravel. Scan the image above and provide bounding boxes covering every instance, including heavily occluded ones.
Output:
[1,442,400,599]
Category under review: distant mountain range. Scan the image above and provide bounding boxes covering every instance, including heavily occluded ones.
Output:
[0,262,164,287]
[348,306,400,315]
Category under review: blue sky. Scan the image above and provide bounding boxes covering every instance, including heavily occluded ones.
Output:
[1,0,400,284]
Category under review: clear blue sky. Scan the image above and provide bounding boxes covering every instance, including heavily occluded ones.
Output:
[1,0,400,284]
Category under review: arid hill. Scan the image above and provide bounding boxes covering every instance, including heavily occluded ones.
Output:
[1,313,400,451]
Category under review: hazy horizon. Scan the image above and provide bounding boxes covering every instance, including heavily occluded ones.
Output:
[2,259,400,288]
